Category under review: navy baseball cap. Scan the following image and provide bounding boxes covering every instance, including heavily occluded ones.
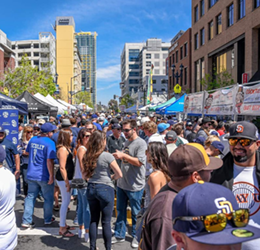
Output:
[167,120,177,126]
[112,123,121,129]
[211,141,224,154]
[157,123,170,133]
[210,130,219,136]
[91,114,98,119]
[172,182,260,245]
[226,121,259,141]
[0,145,6,163]
[186,122,193,127]
[0,126,4,133]
[40,123,57,133]
[193,136,206,146]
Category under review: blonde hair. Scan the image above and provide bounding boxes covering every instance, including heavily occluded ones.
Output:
[142,121,157,134]
[205,135,220,149]
[22,126,33,142]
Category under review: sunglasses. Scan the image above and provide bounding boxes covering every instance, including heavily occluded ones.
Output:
[123,129,132,133]
[228,138,254,147]
[34,128,40,131]
[173,209,249,233]
[83,134,90,138]
[27,131,33,134]
[86,128,93,131]
[116,128,121,131]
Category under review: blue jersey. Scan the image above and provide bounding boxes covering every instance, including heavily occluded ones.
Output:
[0,138,18,169]
[26,136,56,181]
[93,122,102,131]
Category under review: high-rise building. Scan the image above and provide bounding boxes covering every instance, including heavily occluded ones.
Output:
[0,30,15,80]
[75,32,97,106]
[55,16,82,104]
[12,32,56,76]
[120,39,170,98]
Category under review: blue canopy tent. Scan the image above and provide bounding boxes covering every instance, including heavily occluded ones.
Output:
[125,105,143,113]
[155,97,176,114]
[0,93,28,115]
[160,94,186,115]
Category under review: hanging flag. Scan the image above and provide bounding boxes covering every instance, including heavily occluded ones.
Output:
[146,64,154,105]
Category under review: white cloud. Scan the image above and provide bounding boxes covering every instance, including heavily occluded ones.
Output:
[97,64,121,82]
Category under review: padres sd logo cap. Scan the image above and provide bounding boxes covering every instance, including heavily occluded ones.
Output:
[226,121,258,140]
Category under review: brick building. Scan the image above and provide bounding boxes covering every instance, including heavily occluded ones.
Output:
[191,0,260,92]
[168,29,192,98]
[0,30,15,80]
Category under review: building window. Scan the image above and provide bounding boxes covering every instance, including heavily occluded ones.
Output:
[153,80,157,84]
[184,43,188,57]
[154,69,160,74]
[200,0,205,16]
[215,52,227,73]
[195,5,199,22]
[209,21,214,40]
[180,47,183,60]
[184,67,188,85]
[228,4,234,27]
[129,72,139,77]
[200,28,205,45]
[255,0,260,8]
[195,60,200,92]
[209,0,218,8]
[129,64,139,69]
[176,51,179,63]
[154,53,160,59]
[195,33,199,50]
[146,61,151,67]
[172,54,175,64]
[129,49,139,62]
[154,61,160,67]
[216,14,222,34]
[239,0,246,19]
[129,79,139,84]
[146,53,151,59]
[201,58,205,81]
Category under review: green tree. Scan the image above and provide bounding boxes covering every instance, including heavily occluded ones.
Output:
[108,99,119,112]
[74,91,93,108]
[0,55,56,98]
[120,94,134,108]
[201,67,235,90]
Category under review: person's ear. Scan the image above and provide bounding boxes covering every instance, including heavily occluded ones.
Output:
[191,171,201,183]
[256,140,260,148]
[172,230,186,249]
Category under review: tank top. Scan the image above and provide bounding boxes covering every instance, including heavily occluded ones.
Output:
[56,148,75,181]
[74,145,87,179]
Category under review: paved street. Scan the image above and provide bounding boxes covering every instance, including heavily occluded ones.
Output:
[15,195,134,250]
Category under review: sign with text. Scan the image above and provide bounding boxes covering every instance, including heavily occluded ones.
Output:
[184,92,204,114]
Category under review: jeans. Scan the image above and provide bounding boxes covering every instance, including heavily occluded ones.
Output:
[87,183,114,250]
[22,179,54,224]
[114,187,144,239]
[78,188,90,229]
[21,164,28,196]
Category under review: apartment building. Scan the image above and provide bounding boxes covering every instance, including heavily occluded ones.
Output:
[0,30,15,79]
[191,0,260,92]
[12,32,56,76]
[120,38,170,97]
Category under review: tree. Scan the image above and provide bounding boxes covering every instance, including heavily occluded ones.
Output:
[108,99,119,112]
[0,55,56,98]
[120,94,134,108]
[74,91,93,108]
[201,67,235,90]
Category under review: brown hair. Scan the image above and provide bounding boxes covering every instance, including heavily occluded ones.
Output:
[70,118,76,125]
[204,135,220,149]
[142,121,157,134]
[76,128,88,148]
[22,126,33,142]
[83,130,106,178]
[57,129,72,150]
[172,125,183,136]
[122,119,137,130]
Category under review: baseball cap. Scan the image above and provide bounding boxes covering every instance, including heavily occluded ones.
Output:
[0,145,6,163]
[168,143,222,177]
[0,126,4,133]
[107,115,112,119]
[37,118,46,125]
[41,123,57,133]
[149,113,155,117]
[186,122,193,127]
[202,117,212,124]
[110,118,119,124]
[61,119,71,128]
[193,136,206,146]
[226,121,259,140]
[33,124,41,129]
[210,130,219,136]
[211,141,224,154]
[157,123,170,133]
[98,116,105,121]
[91,114,98,119]
[141,117,150,125]
[172,182,260,245]
[165,131,177,141]
[100,113,105,117]
[167,120,177,126]
[186,132,197,143]
[112,123,121,129]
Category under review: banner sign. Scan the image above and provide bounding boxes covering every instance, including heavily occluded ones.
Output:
[204,86,236,115]
[183,92,204,114]
[235,83,260,115]
[0,109,19,146]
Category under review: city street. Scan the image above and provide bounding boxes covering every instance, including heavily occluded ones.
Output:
[15,195,134,250]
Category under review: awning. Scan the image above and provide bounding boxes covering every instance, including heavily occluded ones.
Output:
[160,94,186,115]
[57,99,77,111]
[149,96,176,112]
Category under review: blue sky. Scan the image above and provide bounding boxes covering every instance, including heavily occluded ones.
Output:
[1,0,191,105]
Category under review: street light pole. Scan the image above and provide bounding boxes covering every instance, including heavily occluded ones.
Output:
[171,64,184,85]
[70,72,83,104]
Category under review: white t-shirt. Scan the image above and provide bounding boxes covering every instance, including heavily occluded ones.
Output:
[0,167,17,250]
[233,164,260,250]
[74,145,87,179]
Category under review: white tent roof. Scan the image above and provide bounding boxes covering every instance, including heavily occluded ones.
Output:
[45,94,68,113]
[78,103,93,111]
[138,94,167,111]
[34,93,65,115]
[57,99,76,111]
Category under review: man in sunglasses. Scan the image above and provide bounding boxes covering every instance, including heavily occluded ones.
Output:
[169,182,260,250]
[211,121,260,250]
[196,117,211,139]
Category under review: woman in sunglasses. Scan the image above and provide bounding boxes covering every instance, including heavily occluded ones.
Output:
[83,131,122,250]
[55,129,75,237]
[17,126,33,196]
[74,128,91,242]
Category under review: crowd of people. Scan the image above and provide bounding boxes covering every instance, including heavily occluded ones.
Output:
[0,112,260,250]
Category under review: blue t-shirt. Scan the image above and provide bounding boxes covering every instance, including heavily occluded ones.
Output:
[71,127,80,138]
[93,122,102,131]
[26,136,56,181]
[0,138,18,169]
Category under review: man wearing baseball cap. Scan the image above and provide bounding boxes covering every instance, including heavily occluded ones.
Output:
[22,122,57,228]
[205,140,224,157]
[139,143,223,250]
[196,117,212,139]
[169,182,260,250]
[184,121,193,138]
[211,121,260,249]
[165,131,178,156]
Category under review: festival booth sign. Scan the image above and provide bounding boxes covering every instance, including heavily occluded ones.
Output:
[203,86,236,115]
[235,83,260,115]
[183,92,204,115]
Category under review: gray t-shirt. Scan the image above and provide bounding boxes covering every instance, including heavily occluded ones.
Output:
[117,136,147,191]
[88,152,115,189]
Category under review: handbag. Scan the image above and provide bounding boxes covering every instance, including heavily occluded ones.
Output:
[136,207,147,243]
[70,178,88,189]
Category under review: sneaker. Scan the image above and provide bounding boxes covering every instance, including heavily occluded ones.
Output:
[21,222,35,229]
[73,215,78,225]
[44,217,55,225]
[84,232,89,243]
[111,236,125,244]
[78,229,84,239]
[131,237,139,248]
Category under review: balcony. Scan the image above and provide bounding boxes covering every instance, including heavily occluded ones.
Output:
[40,58,49,62]
[41,48,49,52]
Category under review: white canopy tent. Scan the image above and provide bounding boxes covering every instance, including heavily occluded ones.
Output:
[138,94,167,111]
[34,93,65,115]
[57,99,77,111]
[45,95,69,113]
[78,103,93,111]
